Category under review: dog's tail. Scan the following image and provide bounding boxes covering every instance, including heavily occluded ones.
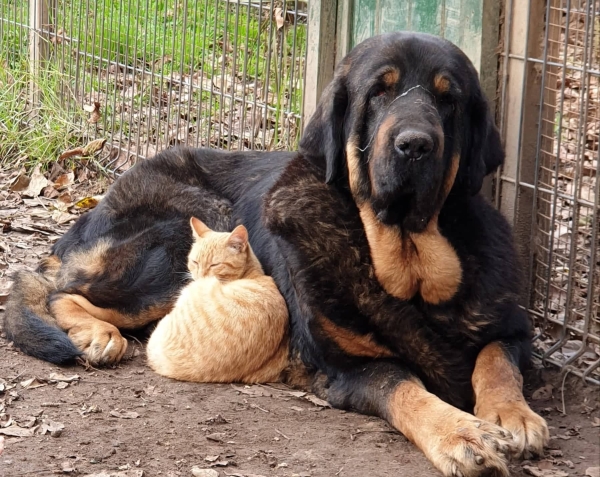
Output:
[3,256,81,364]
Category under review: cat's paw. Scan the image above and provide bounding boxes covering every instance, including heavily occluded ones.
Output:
[68,321,128,365]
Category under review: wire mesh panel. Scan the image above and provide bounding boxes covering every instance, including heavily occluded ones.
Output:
[0,0,307,174]
[498,0,599,383]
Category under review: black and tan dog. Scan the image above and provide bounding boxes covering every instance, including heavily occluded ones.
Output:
[4,32,549,476]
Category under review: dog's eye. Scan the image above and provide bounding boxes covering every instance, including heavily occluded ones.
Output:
[371,86,386,99]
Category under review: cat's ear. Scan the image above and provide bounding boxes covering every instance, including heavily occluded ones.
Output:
[190,217,211,238]
[227,225,248,252]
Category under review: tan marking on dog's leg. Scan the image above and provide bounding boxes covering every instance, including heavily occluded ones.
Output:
[68,294,169,329]
[50,294,128,365]
[318,315,394,358]
[38,255,62,277]
[388,379,516,477]
[473,342,549,458]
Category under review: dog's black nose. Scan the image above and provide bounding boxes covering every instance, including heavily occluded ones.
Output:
[394,131,433,161]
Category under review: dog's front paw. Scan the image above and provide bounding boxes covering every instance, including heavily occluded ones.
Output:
[426,413,516,477]
[476,397,549,459]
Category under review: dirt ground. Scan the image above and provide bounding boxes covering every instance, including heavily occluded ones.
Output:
[0,336,598,477]
[1,171,599,477]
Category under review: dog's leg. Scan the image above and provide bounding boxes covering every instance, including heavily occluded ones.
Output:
[472,341,549,458]
[49,293,128,365]
[325,361,517,477]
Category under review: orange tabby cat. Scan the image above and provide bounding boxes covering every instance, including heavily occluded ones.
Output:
[146,217,289,383]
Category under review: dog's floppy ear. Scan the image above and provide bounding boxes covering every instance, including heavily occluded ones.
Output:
[460,86,504,195]
[299,75,348,184]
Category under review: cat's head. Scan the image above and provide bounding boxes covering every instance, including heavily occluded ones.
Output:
[188,217,250,281]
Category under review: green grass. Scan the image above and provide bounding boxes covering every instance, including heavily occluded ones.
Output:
[0,0,307,169]
[0,60,86,169]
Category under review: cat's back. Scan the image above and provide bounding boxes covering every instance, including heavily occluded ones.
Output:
[224,274,287,316]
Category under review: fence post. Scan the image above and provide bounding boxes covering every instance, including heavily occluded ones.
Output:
[29,0,50,109]
[498,0,548,303]
[302,0,337,126]
[479,0,502,200]
[335,0,353,65]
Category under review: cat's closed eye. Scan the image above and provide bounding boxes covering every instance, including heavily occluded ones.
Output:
[209,263,221,268]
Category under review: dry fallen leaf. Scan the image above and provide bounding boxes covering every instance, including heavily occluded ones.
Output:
[230,384,272,397]
[22,165,49,198]
[59,138,106,160]
[304,394,331,408]
[48,372,80,383]
[0,425,36,437]
[9,173,30,192]
[61,460,76,473]
[591,417,600,427]
[82,137,107,156]
[20,377,47,389]
[531,384,553,400]
[52,209,78,224]
[15,416,37,429]
[39,419,65,436]
[75,196,102,210]
[206,432,226,443]
[586,468,600,477]
[42,185,60,199]
[109,410,139,419]
[83,101,102,123]
[274,7,285,29]
[0,436,4,456]
[82,471,144,477]
[191,468,218,477]
[53,172,74,189]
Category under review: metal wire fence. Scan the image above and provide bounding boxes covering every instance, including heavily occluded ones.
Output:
[498,0,599,383]
[0,0,307,174]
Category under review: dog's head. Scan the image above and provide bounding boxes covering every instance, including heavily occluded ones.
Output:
[299,32,503,232]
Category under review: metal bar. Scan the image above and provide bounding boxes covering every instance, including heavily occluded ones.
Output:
[560,0,594,369]
[237,0,253,150]
[499,175,598,209]
[526,0,554,320]
[539,0,573,353]
[505,54,600,76]
[205,0,220,147]
[227,0,240,150]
